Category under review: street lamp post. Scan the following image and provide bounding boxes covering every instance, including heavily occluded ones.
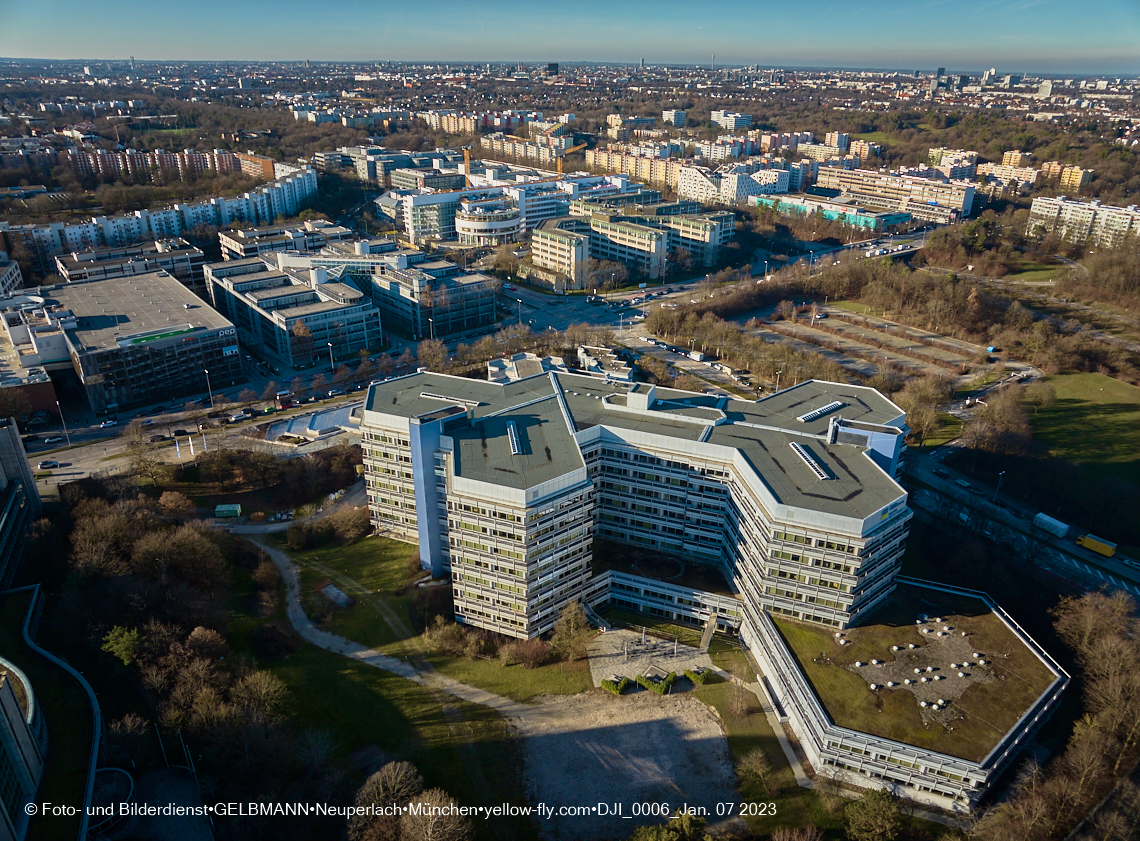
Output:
[428,317,434,341]
[327,342,335,373]
[775,370,783,392]
[517,298,523,325]
[56,400,71,447]
[992,470,1006,503]
[203,369,214,409]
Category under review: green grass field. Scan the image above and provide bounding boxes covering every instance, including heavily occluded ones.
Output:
[912,413,963,448]
[1006,259,1065,283]
[1032,372,1140,488]
[829,299,873,314]
[851,131,901,147]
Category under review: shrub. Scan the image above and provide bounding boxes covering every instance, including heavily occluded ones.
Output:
[736,747,775,795]
[601,677,631,695]
[685,667,710,685]
[636,672,676,695]
[517,638,551,668]
[423,615,467,656]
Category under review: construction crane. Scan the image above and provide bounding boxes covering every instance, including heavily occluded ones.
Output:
[556,142,588,175]
[463,148,471,187]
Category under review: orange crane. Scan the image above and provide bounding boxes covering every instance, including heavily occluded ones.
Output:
[556,142,588,175]
[463,148,471,187]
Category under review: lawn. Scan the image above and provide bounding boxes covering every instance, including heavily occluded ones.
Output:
[1006,259,1064,283]
[773,584,1058,763]
[0,591,94,841]
[851,131,901,147]
[911,413,962,448]
[274,535,594,702]
[230,549,538,841]
[828,299,873,315]
[1031,372,1140,488]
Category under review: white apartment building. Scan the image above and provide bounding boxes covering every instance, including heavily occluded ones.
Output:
[0,252,22,297]
[711,110,753,130]
[662,109,687,127]
[815,169,975,223]
[1027,196,1140,248]
[678,165,790,205]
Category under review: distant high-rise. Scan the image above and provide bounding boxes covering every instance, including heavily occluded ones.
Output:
[129,56,135,71]
[547,62,558,76]
[936,67,945,78]
[640,58,645,70]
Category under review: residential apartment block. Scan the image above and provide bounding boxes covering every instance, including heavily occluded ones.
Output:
[0,252,22,297]
[1002,150,1033,168]
[1027,196,1140,248]
[710,110,753,130]
[0,166,318,271]
[975,163,1040,189]
[678,164,790,205]
[814,168,975,223]
[662,109,687,127]
[1059,167,1094,192]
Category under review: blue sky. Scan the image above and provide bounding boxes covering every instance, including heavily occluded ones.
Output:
[3,0,1138,75]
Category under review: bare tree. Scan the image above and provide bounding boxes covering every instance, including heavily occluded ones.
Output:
[399,789,473,841]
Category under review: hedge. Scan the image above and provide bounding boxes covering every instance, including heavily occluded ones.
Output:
[685,668,711,685]
[636,672,677,695]
[601,676,631,695]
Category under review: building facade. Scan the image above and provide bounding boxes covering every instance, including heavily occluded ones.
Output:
[53,239,207,292]
[362,374,912,639]
[1027,196,1140,248]
[814,169,974,223]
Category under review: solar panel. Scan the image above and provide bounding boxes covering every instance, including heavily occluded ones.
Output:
[506,421,521,455]
[790,441,828,480]
[797,400,843,423]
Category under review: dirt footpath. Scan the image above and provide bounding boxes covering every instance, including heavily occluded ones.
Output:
[515,692,744,840]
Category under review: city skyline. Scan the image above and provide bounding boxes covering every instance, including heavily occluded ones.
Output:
[3,0,1139,75]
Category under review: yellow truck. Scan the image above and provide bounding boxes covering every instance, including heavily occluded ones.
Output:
[1076,534,1117,558]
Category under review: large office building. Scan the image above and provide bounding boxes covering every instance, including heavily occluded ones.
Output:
[814,169,975,223]
[218,220,354,261]
[0,419,40,589]
[361,372,1066,811]
[53,239,207,293]
[532,200,734,287]
[363,373,912,637]
[205,256,382,366]
[749,194,911,232]
[0,650,47,841]
[0,253,21,298]
[0,272,242,414]
[1026,196,1140,248]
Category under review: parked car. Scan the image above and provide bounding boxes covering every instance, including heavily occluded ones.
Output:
[327,388,345,398]
[140,419,154,426]
[37,460,58,470]
[148,434,168,443]
[173,429,189,436]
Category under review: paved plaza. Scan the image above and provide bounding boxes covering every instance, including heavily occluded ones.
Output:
[585,628,715,688]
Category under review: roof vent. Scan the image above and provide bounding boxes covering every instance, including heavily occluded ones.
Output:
[790,441,828,480]
[506,420,521,455]
[798,400,843,423]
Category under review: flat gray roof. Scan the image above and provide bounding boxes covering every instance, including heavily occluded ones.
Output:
[451,395,582,489]
[366,372,906,517]
[46,271,233,353]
